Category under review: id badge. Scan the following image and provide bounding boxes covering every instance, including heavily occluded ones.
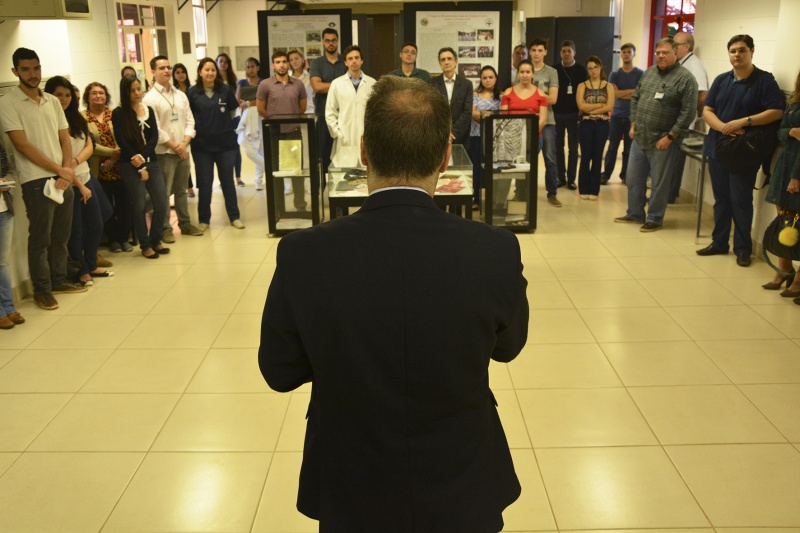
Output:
[567,84,573,95]
[654,92,665,100]
[170,113,179,122]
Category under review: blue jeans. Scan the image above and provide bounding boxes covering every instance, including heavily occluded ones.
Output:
[555,112,579,184]
[68,178,104,276]
[625,140,674,225]
[667,146,687,203]
[0,211,15,315]
[193,149,240,224]
[541,124,558,197]
[99,179,132,245]
[21,178,75,294]
[119,161,168,251]
[708,157,758,255]
[578,120,609,196]
[603,115,632,181]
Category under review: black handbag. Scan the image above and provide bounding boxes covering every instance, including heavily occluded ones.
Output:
[714,70,779,175]
[763,209,800,274]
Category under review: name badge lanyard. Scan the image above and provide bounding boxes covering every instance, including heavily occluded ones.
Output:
[158,88,179,121]
[562,64,574,95]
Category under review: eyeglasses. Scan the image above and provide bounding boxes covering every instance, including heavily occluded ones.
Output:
[323,38,338,44]
[587,66,600,71]
[654,51,673,57]
[729,47,750,55]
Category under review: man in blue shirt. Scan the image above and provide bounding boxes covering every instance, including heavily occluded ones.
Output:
[310,28,347,178]
[602,43,643,185]
[696,34,784,266]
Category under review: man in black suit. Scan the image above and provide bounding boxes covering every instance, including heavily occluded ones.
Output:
[430,47,474,147]
[259,76,528,532]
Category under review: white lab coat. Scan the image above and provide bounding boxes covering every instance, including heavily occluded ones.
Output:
[236,106,264,186]
[325,72,376,168]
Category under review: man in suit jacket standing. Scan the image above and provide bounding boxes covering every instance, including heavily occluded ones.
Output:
[259,76,528,532]
[430,47,474,147]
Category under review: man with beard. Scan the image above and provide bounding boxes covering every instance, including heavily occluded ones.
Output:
[257,51,308,212]
[310,28,347,177]
[0,47,85,311]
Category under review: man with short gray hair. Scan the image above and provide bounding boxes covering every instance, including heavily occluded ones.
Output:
[259,76,527,531]
[614,37,698,232]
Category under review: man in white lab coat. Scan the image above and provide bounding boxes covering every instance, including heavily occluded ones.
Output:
[325,45,376,168]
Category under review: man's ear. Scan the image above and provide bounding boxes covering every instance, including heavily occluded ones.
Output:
[360,136,369,168]
[438,143,452,174]
[11,68,18,78]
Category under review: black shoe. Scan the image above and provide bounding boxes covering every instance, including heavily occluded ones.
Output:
[557,180,567,188]
[600,176,609,185]
[567,182,577,190]
[736,254,751,267]
[639,221,662,232]
[154,246,171,255]
[696,244,729,256]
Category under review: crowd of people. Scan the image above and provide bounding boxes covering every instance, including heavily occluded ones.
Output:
[1,30,800,329]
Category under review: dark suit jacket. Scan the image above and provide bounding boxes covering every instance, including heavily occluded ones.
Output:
[259,189,528,532]
[430,73,474,146]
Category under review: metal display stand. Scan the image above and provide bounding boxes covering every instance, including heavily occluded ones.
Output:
[262,114,320,237]
[481,110,539,233]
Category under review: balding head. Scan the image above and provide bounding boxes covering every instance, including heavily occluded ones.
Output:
[673,32,695,59]
[363,76,451,185]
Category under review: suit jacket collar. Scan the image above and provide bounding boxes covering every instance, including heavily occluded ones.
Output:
[358,188,438,213]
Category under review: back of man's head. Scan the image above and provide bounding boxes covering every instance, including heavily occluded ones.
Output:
[364,76,450,182]
[12,48,39,69]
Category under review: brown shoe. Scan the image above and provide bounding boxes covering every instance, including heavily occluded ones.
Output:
[96,253,113,268]
[52,282,88,293]
[7,312,25,324]
[34,292,59,310]
[0,315,14,329]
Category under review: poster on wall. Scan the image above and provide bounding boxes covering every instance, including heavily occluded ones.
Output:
[266,14,340,71]
[258,10,353,78]
[415,11,500,89]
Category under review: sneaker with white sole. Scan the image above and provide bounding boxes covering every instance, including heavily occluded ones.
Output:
[231,219,245,229]
[197,223,209,232]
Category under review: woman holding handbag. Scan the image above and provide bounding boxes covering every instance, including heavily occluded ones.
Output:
[762,69,800,296]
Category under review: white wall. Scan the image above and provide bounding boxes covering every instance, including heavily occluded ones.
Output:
[217,0,265,80]
[517,0,613,18]
[618,0,648,70]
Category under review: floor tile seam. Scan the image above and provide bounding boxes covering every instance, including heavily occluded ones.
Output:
[635,276,747,307]
[247,449,278,533]
[95,451,149,533]
[0,451,22,479]
[0,350,21,371]
[721,377,798,445]
[509,386,559,531]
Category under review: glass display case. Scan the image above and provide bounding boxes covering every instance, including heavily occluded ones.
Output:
[262,114,320,237]
[327,144,474,219]
[480,110,540,232]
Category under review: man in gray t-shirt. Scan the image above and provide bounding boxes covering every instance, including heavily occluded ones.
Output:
[529,39,560,206]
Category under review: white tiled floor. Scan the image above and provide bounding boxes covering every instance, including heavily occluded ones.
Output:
[1,157,800,532]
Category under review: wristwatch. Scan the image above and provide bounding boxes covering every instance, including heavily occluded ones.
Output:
[746,116,752,127]
[666,132,677,141]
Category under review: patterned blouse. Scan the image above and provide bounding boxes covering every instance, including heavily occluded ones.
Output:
[85,107,120,181]
[581,81,610,121]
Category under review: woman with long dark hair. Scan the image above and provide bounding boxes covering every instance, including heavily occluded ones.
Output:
[188,57,244,230]
[44,76,109,285]
[469,65,501,211]
[216,53,244,186]
[84,81,132,254]
[576,55,614,200]
[111,75,169,259]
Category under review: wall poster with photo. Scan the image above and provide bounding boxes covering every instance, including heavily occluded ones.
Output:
[413,10,500,89]
[257,9,353,78]
[404,2,512,90]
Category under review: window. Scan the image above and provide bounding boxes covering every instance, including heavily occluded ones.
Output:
[649,0,696,66]
[116,1,170,76]
[193,0,207,59]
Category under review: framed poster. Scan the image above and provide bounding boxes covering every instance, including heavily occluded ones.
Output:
[257,9,353,77]
[404,2,513,90]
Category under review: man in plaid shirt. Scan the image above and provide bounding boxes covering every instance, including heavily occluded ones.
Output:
[615,37,698,232]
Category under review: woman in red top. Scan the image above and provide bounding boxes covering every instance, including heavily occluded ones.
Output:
[494,59,548,210]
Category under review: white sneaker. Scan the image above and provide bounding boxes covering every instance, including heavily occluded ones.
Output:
[197,223,209,232]
[255,182,264,191]
[231,219,245,229]
[580,194,589,200]
[588,194,598,201]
